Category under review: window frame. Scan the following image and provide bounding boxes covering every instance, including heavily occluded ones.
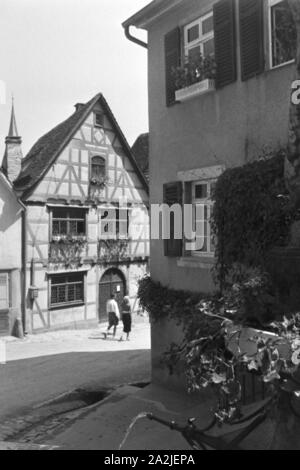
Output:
[51,207,87,239]
[190,180,215,258]
[268,0,296,70]
[91,155,106,181]
[183,10,215,62]
[49,272,85,309]
[0,272,9,311]
[99,204,130,240]
[94,112,104,128]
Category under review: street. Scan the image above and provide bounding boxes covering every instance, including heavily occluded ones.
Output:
[0,322,151,421]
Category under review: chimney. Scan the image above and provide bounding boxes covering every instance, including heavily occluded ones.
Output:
[75,103,84,112]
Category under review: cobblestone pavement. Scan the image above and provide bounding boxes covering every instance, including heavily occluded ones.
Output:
[0,384,150,446]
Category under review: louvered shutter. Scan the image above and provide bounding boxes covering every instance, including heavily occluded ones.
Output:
[163,182,182,257]
[214,0,237,89]
[239,0,264,81]
[165,27,181,107]
[0,274,9,310]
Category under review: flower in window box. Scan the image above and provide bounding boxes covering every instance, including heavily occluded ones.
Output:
[172,52,217,91]
[90,175,109,188]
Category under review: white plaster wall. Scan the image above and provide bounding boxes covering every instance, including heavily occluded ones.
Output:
[0,182,22,270]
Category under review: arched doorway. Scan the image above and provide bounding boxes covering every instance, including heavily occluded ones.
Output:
[98,268,126,322]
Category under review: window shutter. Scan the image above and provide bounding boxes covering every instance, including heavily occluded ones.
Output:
[214,0,237,89]
[239,0,264,81]
[165,27,181,107]
[0,274,9,310]
[163,182,182,257]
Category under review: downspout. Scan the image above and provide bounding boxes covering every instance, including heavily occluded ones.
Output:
[21,205,27,334]
[123,24,148,49]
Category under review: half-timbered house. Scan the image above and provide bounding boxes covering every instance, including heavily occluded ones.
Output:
[13,93,149,332]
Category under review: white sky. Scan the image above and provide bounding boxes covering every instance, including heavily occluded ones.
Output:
[0,0,150,161]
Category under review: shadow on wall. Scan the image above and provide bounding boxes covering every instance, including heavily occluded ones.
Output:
[0,188,21,233]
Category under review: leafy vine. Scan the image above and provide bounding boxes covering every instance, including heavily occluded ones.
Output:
[211,149,296,289]
[49,235,87,267]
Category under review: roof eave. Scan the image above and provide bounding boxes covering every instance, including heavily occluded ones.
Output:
[122,0,183,30]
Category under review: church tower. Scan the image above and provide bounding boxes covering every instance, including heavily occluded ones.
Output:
[2,98,23,182]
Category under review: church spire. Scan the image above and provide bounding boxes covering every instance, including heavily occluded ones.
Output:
[2,97,23,182]
[7,95,19,139]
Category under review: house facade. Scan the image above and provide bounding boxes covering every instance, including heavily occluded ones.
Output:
[0,103,25,335]
[124,0,297,387]
[13,93,149,332]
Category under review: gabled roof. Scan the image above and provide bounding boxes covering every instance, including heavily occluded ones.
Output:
[131,133,149,182]
[14,93,149,198]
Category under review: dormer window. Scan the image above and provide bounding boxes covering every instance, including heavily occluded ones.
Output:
[95,113,104,128]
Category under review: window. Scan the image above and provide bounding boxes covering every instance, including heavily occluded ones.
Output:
[95,113,104,128]
[100,205,129,239]
[191,181,215,256]
[91,156,106,182]
[52,207,86,238]
[0,273,9,310]
[164,1,237,104]
[184,12,215,62]
[269,0,296,68]
[50,272,84,308]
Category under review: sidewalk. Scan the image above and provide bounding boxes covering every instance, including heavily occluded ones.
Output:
[1,321,150,362]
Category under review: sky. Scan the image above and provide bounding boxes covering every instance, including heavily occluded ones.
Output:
[0,0,149,161]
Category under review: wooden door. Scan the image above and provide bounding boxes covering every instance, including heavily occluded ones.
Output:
[98,269,125,322]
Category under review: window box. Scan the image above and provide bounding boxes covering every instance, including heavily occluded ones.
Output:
[175,78,215,102]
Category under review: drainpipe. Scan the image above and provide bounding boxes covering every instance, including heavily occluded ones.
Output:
[123,24,148,49]
[21,207,27,334]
